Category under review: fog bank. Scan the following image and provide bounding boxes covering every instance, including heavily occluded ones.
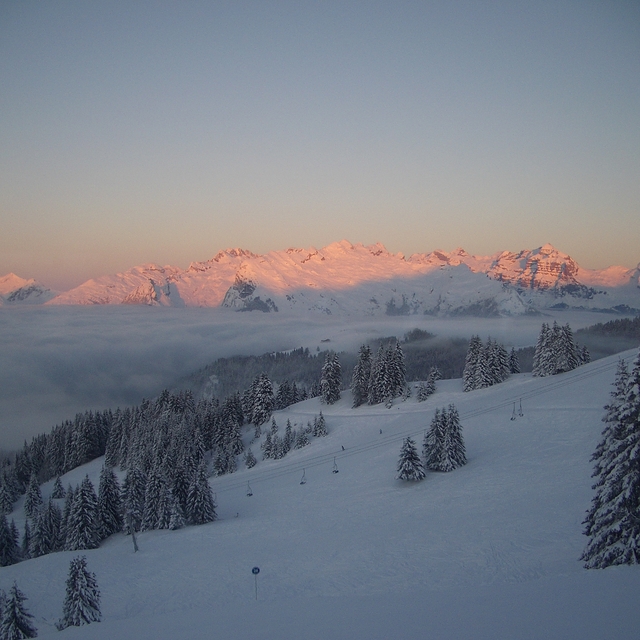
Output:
[0,306,607,449]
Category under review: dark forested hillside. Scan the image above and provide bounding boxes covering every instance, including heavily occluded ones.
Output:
[576,316,640,360]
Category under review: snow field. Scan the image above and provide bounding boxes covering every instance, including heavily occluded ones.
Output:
[2,349,640,638]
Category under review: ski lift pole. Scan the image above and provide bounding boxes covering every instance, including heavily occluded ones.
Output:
[518,398,524,417]
[252,567,260,600]
[510,403,517,421]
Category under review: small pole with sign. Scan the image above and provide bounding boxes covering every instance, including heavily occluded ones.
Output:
[252,566,260,600]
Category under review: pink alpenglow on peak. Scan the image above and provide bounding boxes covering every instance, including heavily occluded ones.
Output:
[2,241,636,315]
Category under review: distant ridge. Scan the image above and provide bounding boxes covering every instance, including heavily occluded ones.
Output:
[0,272,57,306]
[4,241,639,316]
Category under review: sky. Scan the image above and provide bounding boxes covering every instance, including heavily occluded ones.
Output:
[1,0,639,291]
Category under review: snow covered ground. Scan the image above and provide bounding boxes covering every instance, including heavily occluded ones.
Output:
[2,348,639,638]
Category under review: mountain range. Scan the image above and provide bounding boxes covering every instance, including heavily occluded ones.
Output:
[2,241,639,316]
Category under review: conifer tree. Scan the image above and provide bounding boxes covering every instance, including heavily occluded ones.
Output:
[532,323,551,377]
[0,484,13,515]
[250,374,274,426]
[463,336,482,392]
[0,515,20,567]
[445,404,467,470]
[275,380,292,411]
[122,465,146,534]
[0,582,37,639]
[321,353,342,405]
[492,342,510,384]
[396,437,425,481]
[65,476,100,551]
[580,345,591,365]
[423,409,446,471]
[50,477,65,500]
[417,367,438,401]
[556,323,579,373]
[283,420,293,453]
[581,351,640,568]
[97,466,122,540]
[171,456,192,520]
[313,412,328,437]
[368,344,396,405]
[186,460,217,526]
[30,499,62,557]
[261,432,273,460]
[244,448,257,469]
[294,430,310,449]
[533,322,581,376]
[57,556,101,629]
[21,521,31,561]
[60,485,75,545]
[391,342,407,399]
[351,345,372,408]
[155,483,173,530]
[473,341,493,390]
[23,475,42,519]
[509,347,521,374]
[141,466,166,532]
[168,489,186,530]
[423,406,466,472]
[416,382,429,402]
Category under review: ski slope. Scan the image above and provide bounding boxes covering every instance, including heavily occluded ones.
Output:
[2,350,640,639]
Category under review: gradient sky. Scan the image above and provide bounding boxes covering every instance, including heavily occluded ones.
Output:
[1,1,639,291]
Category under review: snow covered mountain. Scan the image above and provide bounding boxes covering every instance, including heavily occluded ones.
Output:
[0,273,57,306]
[14,241,640,315]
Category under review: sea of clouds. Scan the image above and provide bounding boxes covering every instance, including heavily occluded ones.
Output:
[0,306,606,450]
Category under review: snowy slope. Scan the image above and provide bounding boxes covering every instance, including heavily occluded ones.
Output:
[2,350,640,638]
[0,273,56,306]
[44,241,640,315]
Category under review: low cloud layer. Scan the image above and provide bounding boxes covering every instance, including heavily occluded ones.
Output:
[0,306,601,450]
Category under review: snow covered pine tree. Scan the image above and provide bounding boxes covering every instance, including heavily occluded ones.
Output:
[397,437,425,481]
[57,556,101,629]
[423,405,467,472]
[0,582,37,639]
[351,345,372,408]
[321,353,342,404]
[581,351,640,568]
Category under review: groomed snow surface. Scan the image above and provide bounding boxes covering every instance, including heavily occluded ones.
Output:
[3,350,640,639]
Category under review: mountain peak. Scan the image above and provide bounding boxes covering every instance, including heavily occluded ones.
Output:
[0,272,34,294]
[212,248,260,263]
